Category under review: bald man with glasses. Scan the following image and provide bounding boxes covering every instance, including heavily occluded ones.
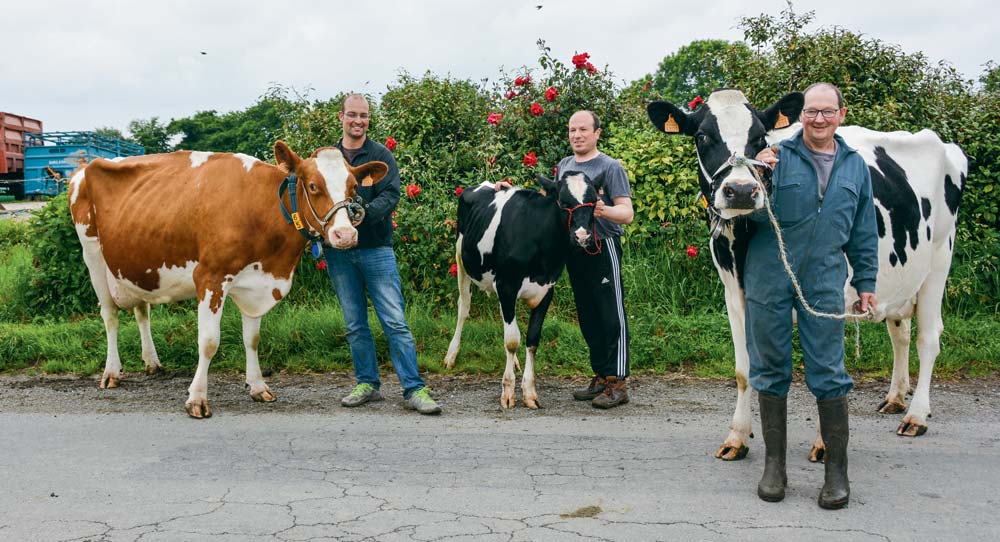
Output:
[749,83,879,509]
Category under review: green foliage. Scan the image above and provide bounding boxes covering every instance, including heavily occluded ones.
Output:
[0,220,30,251]
[127,117,174,154]
[639,39,749,104]
[25,193,95,319]
[94,126,127,141]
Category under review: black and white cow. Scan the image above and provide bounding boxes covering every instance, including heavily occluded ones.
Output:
[444,172,603,408]
[647,89,966,460]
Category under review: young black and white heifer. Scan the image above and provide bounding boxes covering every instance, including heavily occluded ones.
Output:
[445,172,603,408]
[648,89,966,460]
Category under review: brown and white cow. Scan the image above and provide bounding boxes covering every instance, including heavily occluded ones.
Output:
[648,89,966,460]
[68,141,387,418]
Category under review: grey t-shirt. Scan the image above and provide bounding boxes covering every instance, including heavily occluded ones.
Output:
[808,144,836,199]
[341,146,362,164]
[556,152,632,239]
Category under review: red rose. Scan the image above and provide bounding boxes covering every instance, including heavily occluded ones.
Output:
[392,220,398,229]
[544,86,558,102]
[552,165,558,177]
[315,260,327,271]
[688,96,704,110]
[572,52,591,69]
[455,186,464,197]
[515,75,531,86]
[406,184,421,198]
[449,263,458,277]
[385,136,397,151]
[686,245,699,258]
[514,76,524,86]
[487,112,503,125]
[505,90,517,100]
[522,151,538,168]
[530,102,544,116]
[586,62,597,74]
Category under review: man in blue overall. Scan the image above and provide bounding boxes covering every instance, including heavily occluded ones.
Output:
[750,83,878,509]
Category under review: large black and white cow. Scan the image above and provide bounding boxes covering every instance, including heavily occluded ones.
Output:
[647,89,966,460]
[444,172,603,408]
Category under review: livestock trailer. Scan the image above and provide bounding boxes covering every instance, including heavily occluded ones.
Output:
[23,131,144,197]
[0,112,44,199]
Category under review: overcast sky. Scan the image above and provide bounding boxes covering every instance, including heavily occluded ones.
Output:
[3,0,996,134]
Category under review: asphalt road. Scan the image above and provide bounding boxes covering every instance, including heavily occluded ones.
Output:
[1,373,998,541]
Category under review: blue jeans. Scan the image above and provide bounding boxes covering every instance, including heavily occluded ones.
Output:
[324,246,425,397]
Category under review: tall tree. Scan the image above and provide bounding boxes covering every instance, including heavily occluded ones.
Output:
[93,126,126,140]
[642,39,749,105]
[127,117,173,154]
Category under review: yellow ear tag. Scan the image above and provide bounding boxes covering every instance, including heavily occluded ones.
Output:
[663,114,680,133]
[291,212,304,230]
[774,112,790,129]
[699,194,709,209]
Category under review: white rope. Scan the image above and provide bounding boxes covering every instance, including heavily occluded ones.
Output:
[753,171,869,360]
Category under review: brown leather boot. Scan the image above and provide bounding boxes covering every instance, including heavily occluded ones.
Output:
[592,376,629,409]
[572,375,607,401]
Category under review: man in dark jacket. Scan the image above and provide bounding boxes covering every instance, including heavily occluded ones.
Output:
[324,94,440,415]
[750,83,878,509]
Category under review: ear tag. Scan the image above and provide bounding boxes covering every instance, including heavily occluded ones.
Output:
[774,112,790,129]
[664,114,680,133]
[311,241,323,259]
[291,212,304,231]
[699,194,709,209]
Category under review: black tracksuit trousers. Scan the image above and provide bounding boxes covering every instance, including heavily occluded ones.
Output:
[567,236,630,379]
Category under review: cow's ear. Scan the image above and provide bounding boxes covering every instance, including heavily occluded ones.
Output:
[590,171,607,191]
[535,174,558,196]
[351,161,389,187]
[274,141,301,172]
[647,101,697,136]
[760,92,804,131]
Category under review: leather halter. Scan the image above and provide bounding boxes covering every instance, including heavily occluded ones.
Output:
[560,202,602,256]
[278,173,365,241]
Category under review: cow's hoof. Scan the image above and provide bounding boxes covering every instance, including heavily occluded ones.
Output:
[715,443,749,461]
[877,399,907,414]
[897,419,927,437]
[100,373,120,389]
[500,393,516,409]
[185,400,212,419]
[145,364,164,376]
[523,397,540,410]
[809,445,826,463]
[251,389,276,402]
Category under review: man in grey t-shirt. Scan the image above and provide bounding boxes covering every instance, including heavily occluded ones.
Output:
[559,111,635,409]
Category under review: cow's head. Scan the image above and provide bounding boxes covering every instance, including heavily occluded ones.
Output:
[274,141,388,249]
[536,170,604,251]
[647,89,803,219]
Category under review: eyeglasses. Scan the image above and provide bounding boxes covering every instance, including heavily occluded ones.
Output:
[344,112,370,120]
[802,108,840,119]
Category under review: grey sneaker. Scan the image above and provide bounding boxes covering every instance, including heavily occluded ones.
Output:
[341,383,383,407]
[405,387,442,415]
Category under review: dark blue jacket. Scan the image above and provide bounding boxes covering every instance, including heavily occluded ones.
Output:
[336,137,401,249]
[745,131,878,305]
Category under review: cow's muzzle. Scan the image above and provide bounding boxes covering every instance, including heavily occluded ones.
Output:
[719,180,761,210]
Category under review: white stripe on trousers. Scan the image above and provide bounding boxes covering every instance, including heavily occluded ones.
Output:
[605,240,628,378]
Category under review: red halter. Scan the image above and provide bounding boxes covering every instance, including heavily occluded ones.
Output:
[561,202,602,256]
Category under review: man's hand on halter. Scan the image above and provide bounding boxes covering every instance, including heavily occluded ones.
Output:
[594,199,607,218]
[755,145,779,169]
[494,180,513,191]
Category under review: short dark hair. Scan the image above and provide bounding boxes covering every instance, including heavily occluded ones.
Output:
[574,110,601,130]
[341,93,368,109]
[803,82,844,108]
